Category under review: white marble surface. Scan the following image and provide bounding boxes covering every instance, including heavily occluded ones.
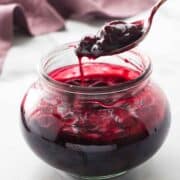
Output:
[0,1,180,179]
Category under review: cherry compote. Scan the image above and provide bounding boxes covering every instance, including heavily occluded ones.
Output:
[21,46,170,179]
[76,20,144,58]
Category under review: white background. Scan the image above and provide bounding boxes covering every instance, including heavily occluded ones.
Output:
[0,1,179,179]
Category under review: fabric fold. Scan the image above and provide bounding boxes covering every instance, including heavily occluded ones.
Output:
[0,0,64,71]
[49,0,156,19]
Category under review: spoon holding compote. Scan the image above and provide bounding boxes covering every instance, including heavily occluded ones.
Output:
[76,0,167,58]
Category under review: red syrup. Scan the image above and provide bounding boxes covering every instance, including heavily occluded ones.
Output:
[21,62,170,177]
[49,63,140,87]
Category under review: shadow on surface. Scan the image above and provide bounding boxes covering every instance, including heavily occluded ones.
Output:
[36,159,161,180]
[37,166,142,180]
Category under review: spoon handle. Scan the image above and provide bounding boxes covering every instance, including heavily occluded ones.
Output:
[148,0,167,25]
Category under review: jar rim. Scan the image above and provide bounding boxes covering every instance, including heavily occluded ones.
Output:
[39,42,152,95]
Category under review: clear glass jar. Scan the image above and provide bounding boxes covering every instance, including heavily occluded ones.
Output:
[20,43,170,180]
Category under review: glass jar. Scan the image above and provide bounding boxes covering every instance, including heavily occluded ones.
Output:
[20,43,170,180]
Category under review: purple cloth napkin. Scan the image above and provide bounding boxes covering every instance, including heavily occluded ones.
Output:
[0,0,156,71]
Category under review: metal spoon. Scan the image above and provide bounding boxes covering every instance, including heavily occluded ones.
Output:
[77,0,167,58]
[106,0,167,55]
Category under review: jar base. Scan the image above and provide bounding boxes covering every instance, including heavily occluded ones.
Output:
[71,171,127,180]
